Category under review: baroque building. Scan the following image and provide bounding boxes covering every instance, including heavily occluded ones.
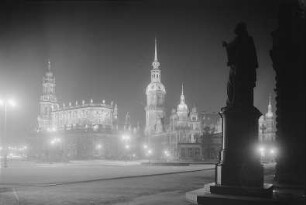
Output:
[167,84,202,160]
[37,61,118,132]
[32,61,123,160]
[200,112,222,160]
[144,40,202,160]
[258,95,276,143]
[258,95,276,162]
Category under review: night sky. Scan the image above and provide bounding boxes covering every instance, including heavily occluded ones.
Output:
[0,0,278,144]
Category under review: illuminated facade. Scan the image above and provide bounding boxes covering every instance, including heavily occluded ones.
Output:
[144,40,202,160]
[37,61,118,132]
[258,95,276,162]
[34,61,121,160]
[145,39,166,136]
[168,84,202,160]
[258,95,276,143]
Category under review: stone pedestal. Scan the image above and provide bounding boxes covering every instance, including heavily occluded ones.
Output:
[209,106,273,197]
[186,106,274,204]
[214,106,263,188]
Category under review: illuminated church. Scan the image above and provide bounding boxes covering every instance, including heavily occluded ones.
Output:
[145,40,202,160]
[37,61,118,132]
[259,95,276,143]
[32,61,135,160]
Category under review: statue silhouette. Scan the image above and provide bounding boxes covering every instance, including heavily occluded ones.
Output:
[223,22,258,109]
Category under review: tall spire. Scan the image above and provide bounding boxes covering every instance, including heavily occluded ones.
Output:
[180,83,185,103]
[266,94,273,117]
[48,59,51,72]
[154,37,158,62]
[152,38,160,69]
[177,83,188,113]
[268,94,272,113]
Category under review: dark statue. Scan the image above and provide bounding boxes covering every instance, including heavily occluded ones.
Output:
[223,22,258,108]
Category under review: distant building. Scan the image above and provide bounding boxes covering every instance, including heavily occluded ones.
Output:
[31,61,141,161]
[200,112,222,160]
[258,95,276,162]
[259,95,276,143]
[37,61,118,132]
[167,85,202,160]
[200,112,222,134]
[144,38,166,137]
[144,40,202,160]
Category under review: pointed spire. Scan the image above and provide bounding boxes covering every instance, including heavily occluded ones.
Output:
[180,83,185,103]
[266,94,273,117]
[177,83,188,112]
[154,37,158,62]
[152,38,160,69]
[268,94,272,113]
[48,59,51,71]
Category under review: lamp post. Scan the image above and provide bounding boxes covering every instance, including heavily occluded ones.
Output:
[121,134,131,160]
[0,98,16,168]
[147,149,152,164]
[49,137,62,162]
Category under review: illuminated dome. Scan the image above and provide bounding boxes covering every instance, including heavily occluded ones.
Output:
[265,95,274,118]
[177,100,188,112]
[177,84,188,112]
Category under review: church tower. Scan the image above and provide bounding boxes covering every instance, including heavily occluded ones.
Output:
[37,60,59,131]
[145,39,166,136]
[259,94,276,142]
[177,84,189,120]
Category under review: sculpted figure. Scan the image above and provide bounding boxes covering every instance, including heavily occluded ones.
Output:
[223,22,258,108]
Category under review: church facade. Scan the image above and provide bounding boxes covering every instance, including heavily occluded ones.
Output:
[144,40,202,160]
[31,62,126,161]
[37,61,118,132]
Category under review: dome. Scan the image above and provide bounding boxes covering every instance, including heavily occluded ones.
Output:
[265,111,273,118]
[177,102,188,112]
[146,82,166,94]
[177,83,188,112]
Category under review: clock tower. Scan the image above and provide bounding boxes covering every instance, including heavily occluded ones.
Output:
[145,39,166,137]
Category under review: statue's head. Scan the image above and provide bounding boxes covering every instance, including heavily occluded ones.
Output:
[234,22,248,36]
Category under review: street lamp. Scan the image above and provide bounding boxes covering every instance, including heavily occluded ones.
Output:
[164,150,171,160]
[96,144,102,150]
[121,134,130,142]
[147,149,153,164]
[50,138,62,145]
[0,98,17,168]
[257,146,265,162]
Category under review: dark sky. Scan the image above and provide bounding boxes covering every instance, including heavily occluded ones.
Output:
[0,0,278,144]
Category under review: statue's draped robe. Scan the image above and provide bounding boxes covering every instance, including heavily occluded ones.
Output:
[225,34,258,108]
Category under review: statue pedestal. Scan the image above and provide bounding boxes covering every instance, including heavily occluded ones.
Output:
[186,106,274,204]
[210,106,273,196]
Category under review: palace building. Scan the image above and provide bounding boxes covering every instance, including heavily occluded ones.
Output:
[258,95,276,162]
[144,40,202,160]
[259,95,276,143]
